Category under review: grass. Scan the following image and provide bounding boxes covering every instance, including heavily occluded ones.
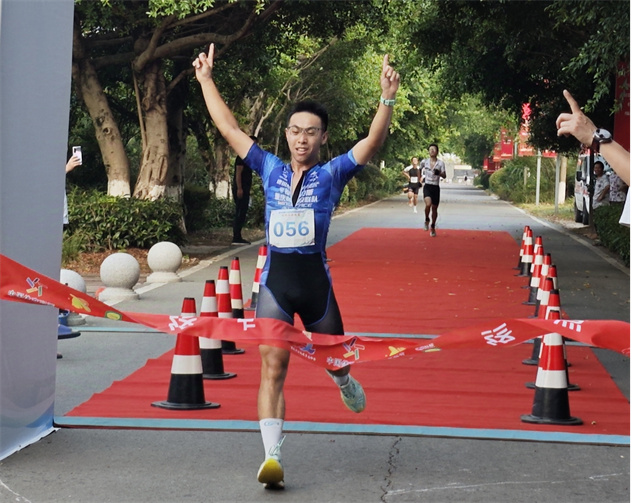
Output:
[516,198,576,224]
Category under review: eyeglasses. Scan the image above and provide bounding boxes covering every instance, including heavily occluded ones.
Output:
[285,126,323,137]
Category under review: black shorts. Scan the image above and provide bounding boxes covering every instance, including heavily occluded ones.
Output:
[256,251,344,335]
[408,183,421,194]
[423,184,441,206]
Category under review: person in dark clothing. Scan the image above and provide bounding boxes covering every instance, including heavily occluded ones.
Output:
[232,135,258,244]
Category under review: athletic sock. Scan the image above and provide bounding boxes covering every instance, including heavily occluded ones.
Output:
[328,371,350,387]
[259,418,284,458]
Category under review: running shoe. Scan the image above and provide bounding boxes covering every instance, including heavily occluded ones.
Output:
[430,226,436,237]
[424,220,429,231]
[257,437,285,490]
[330,372,366,413]
[413,206,417,213]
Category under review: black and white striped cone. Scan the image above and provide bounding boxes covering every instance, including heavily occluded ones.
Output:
[152,297,220,410]
[521,332,582,425]
[200,280,236,380]
[245,245,267,312]
[218,266,244,355]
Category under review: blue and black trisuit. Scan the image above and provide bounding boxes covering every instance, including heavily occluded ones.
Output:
[243,142,364,335]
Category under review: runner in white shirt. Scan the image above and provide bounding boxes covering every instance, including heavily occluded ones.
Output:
[419,143,446,236]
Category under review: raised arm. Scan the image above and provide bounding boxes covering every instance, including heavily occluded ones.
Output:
[556,90,630,185]
[193,44,254,159]
[351,54,400,166]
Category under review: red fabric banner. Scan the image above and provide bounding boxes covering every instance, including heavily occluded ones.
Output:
[0,253,630,370]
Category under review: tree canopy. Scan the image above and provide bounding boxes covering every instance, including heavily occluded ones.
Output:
[67,0,630,199]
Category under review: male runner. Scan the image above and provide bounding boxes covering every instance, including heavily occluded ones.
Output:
[420,143,446,236]
[193,43,400,489]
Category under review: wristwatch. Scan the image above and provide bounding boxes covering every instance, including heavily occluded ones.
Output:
[592,128,612,153]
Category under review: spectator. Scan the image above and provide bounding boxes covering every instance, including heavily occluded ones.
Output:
[556,89,630,225]
[232,135,258,245]
[592,161,610,209]
[609,171,628,206]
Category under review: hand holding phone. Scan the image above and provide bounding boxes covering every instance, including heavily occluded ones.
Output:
[72,146,82,165]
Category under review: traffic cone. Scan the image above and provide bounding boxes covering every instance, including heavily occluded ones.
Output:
[200,280,236,380]
[217,266,245,355]
[521,332,582,425]
[546,263,559,291]
[245,245,267,311]
[525,295,579,390]
[537,276,555,319]
[516,230,533,277]
[152,297,220,410]
[523,261,542,305]
[522,336,541,366]
[514,226,530,270]
[532,276,553,318]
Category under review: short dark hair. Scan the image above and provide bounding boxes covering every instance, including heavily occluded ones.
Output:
[287,100,329,131]
[428,143,439,153]
[594,161,604,169]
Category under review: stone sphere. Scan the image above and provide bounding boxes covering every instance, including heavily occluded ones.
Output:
[100,252,140,289]
[146,241,183,283]
[60,268,86,293]
[147,241,183,272]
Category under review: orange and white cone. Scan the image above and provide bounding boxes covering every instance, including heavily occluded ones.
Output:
[521,332,582,425]
[517,230,534,277]
[200,280,236,380]
[245,245,267,311]
[514,226,530,270]
[218,266,244,355]
[152,297,220,410]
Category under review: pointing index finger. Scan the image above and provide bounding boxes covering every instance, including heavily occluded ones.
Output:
[563,89,580,113]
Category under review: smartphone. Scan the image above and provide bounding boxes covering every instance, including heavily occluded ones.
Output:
[72,146,82,165]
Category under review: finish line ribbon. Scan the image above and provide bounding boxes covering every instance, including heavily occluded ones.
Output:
[0,254,630,369]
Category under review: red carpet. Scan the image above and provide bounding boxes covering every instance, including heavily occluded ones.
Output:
[63,229,629,440]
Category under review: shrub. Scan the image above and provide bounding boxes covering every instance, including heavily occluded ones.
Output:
[593,205,630,267]
[184,183,211,232]
[67,188,185,250]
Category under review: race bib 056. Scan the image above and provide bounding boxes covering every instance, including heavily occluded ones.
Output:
[269,208,315,248]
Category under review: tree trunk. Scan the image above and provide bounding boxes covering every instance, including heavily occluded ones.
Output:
[72,25,131,197]
[132,61,175,200]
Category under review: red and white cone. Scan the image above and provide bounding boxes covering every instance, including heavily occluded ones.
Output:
[522,336,542,366]
[152,297,220,410]
[200,280,236,380]
[521,333,582,425]
[540,253,552,282]
[523,261,542,305]
[245,245,267,311]
[517,230,534,277]
[218,266,244,355]
[514,226,530,270]
[546,263,559,291]
[532,276,553,318]
[543,288,578,390]
[537,276,555,319]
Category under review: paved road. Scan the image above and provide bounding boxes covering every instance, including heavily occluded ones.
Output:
[0,184,630,503]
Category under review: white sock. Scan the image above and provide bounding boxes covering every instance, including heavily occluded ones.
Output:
[328,372,350,387]
[259,418,283,458]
